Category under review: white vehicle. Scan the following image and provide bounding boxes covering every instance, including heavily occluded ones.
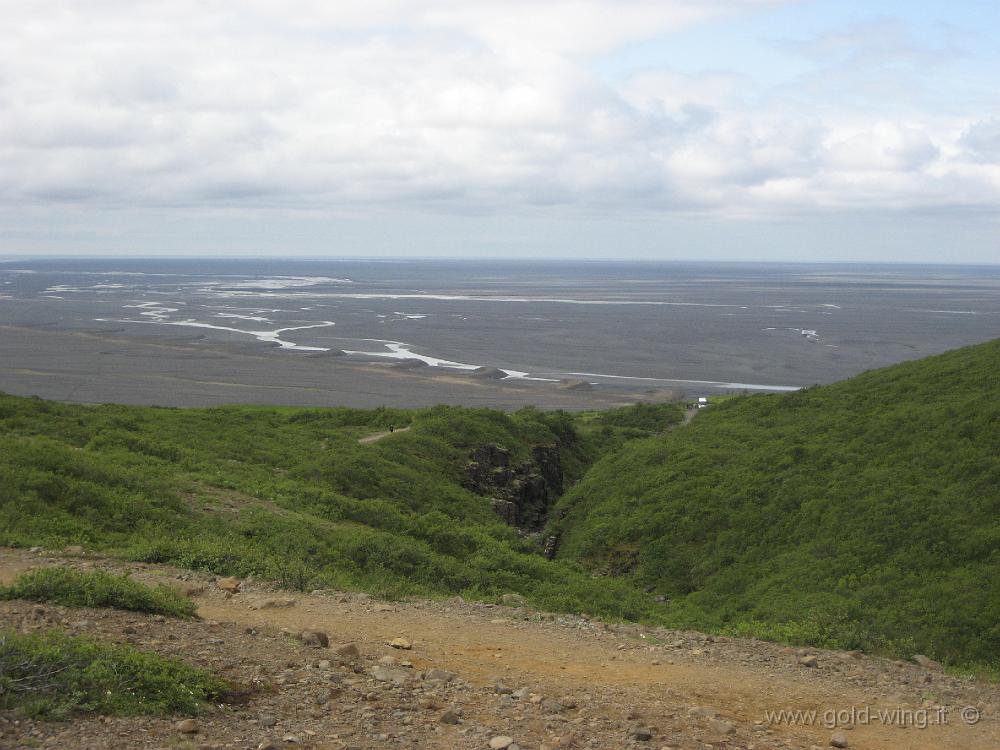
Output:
[697,397,709,408]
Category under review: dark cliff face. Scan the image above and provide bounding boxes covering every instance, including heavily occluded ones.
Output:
[465,443,563,532]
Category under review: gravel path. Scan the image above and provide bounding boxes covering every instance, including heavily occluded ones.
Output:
[1,549,996,750]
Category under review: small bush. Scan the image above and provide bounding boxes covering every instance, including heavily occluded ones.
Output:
[592,402,685,433]
[0,568,196,618]
[0,629,228,719]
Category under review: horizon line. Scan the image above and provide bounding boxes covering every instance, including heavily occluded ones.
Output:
[3,255,1000,268]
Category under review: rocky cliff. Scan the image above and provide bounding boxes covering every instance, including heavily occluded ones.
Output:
[465,443,563,532]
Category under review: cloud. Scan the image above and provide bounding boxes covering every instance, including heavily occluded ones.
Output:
[776,17,965,67]
[0,1,998,220]
[961,119,1000,162]
[823,124,939,173]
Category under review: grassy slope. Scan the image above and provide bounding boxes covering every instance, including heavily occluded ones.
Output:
[0,629,227,719]
[1,567,197,618]
[0,395,677,621]
[2,340,996,668]
[551,340,1000,666]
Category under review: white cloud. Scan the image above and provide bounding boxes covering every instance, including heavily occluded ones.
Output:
[961,119,1000,162]
[823,124,940,174]
[0,1,998,220]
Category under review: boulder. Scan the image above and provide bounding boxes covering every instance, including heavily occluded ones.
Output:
[215,577,242,593]
[629,726,653,741]
[298,630,329,648]
[175,719,199,734]
[335,642,361,659]
[541,698,566,714]
[371,666,410,685]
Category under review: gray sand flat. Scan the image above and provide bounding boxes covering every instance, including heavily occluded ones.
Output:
[3,260,998,409]
[0,325,645,410]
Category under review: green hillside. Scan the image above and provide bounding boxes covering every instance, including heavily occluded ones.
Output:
[0,394,676,620]
[1,341,997,667]
[550,339,1000,666]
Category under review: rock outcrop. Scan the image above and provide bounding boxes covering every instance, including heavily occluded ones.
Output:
[465,444,563,531]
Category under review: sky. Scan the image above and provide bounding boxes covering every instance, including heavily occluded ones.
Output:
[1,0,998,262]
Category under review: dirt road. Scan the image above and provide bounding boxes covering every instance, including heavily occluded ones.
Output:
[1,549,996,749]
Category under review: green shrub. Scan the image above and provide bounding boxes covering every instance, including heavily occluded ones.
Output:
[2,341,996,669]
[0,629,228,719]
[553,339,1000,667]
[591,402,685,433]
[0,568,196,618]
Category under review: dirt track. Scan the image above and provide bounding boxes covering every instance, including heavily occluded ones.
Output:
[358,427,412,444]
[1,549,997,749]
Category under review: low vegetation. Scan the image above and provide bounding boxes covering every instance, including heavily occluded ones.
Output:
[552,339,1000,667]
[0,629,227,719]
[1,340,997,669]
[590,401,684,431]
[0,567,196,618]
[0,396,676,621]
